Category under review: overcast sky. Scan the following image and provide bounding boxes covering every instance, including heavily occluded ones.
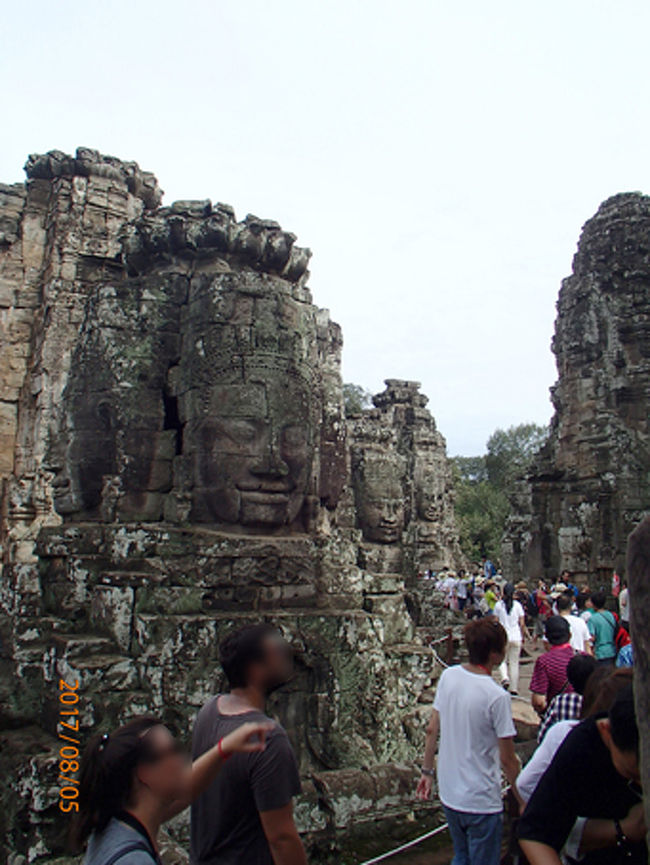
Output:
[2,1,648,454]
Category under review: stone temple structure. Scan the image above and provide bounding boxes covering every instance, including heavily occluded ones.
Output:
[503,193,650,583]
[0,149,462,862]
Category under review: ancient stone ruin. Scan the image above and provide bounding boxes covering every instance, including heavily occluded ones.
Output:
[0,149,463,862]
[503,193,650,584]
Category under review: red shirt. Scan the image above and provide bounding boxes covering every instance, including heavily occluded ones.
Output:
[530,644,574,702]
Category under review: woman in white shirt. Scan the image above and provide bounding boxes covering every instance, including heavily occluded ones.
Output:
[494,583,528,695]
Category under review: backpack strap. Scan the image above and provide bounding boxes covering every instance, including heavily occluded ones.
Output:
[103,841,155,865]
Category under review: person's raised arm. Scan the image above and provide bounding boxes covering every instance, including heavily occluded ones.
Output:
[162,721,273,821]
[416,707,439,801]
[259,802,308,865]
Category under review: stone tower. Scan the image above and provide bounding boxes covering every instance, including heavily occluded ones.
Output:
[0,150,461,861]
[503,194,650,583]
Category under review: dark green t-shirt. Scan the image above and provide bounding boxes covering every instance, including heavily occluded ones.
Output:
[190,696,301,865]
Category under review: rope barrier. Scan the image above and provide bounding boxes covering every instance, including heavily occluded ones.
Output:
[357,822,450,865]
[356,786,511,865]
[430,647,449,668]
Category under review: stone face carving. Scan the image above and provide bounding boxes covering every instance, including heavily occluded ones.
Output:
[503,194,650,581]
[0,150,462,862]
[349,379,461,576]
[353,452,406,543]
[176,269,322,531]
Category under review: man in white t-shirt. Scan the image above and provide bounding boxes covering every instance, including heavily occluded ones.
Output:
[557,594,593,654]
[619,581,630,630]
[416,618,521,864]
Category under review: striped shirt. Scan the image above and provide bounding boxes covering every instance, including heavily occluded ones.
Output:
[537,692,583,743]
[530,644,574,704]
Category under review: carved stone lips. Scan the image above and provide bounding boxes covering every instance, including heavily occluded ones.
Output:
[238,482,293,503]
[240,490,290,504]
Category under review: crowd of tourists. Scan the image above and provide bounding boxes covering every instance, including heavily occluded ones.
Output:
[413,536,644,865]
[68,542,643,865]
[427,562,634,696]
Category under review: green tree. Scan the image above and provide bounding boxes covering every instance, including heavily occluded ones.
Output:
[343,382,373,415]
[454,480,510,562]
[453,455,488,484]
[452,422,548,561]
[485,423,548,491]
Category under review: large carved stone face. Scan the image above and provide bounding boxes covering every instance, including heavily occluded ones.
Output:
[188,376,313,528]
[353,458,405,544]
[416,480,443,522]
[47,397,119,517]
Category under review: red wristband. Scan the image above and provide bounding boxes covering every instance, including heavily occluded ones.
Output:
[217,738,231,761]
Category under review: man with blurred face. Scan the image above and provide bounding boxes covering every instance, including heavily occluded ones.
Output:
[191,624,306,865]
[519,685,646,864]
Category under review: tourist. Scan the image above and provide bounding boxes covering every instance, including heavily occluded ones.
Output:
[577,591,593,623]
[529,616,574,716]
[531,582,551,649]
[617,642,635,667]
[416,618,521,865]
[516,667,633,807]
[619,579,630,632]
[456,570,469,612]
[483,557,497,580]
[514,581,529,608]
[72,717,272,865]
[519,684,646,864]
[587,590,618,665]
[191,624,307,865]
[556,593,593,654]
[494,583,529,695]
[484,581,498,614]
[536,653,597,743]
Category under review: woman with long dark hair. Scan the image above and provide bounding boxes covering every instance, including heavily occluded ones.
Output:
[494,582,529,694]
[72,715,271,865]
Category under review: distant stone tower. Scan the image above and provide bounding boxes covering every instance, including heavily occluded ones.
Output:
[503,194,650,582]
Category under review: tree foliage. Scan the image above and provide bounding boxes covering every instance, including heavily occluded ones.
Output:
[485,423,549,492]
[343,382,373,415]
[452,422,548,562]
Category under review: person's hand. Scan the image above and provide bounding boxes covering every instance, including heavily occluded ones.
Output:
[621,802,646,843]
[416,773,433,801]
[221,722,275,757]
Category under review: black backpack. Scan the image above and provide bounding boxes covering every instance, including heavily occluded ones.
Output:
[526,591,539,619]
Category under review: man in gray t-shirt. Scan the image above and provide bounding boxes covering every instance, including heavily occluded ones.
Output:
[190,624,306,865]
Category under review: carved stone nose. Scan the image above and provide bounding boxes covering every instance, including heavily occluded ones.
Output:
[250,456,289,478]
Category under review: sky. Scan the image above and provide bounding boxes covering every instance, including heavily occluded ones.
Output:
[2,0,649,455]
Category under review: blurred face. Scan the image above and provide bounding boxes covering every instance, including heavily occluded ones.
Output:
[257,633,294,693]
[135,726,188,802]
